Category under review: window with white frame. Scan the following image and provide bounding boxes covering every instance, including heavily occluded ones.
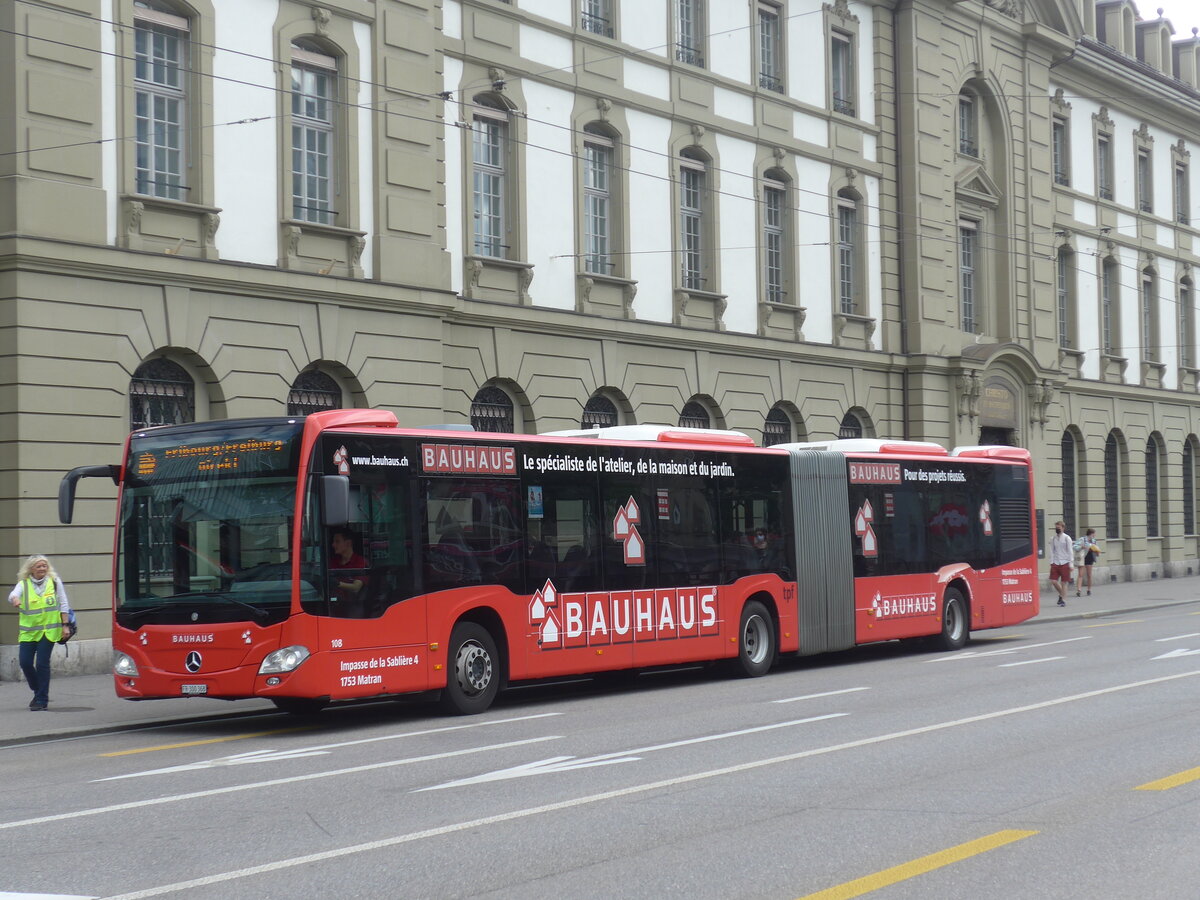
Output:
[291,44,337,225]
[758,2,783,92]
[837,194,859,315]
[583,132,613,274]
[1137,148,1153,213]
[134,3,189,200]
[679,153,707,291]
[763,179,786,303]
[1141,269,1157,362]
[472,103,509,258]
[959,220,978,332]
[580,0,614,37]
[1101,259,1116,353]
[675,0,705,68]
[830,32,854,116]
[1097,134,1113,200]
[1052,116,1070,186]
[958,93,978,157]
[1176,163,1190,225]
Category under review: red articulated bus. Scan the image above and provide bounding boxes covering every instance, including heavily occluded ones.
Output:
[59,410,1039,715]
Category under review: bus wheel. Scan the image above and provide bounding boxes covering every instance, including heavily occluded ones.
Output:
[442,622,500,715]
[735,601,775,677]
[937,587,969,651]
[271,697,328,716]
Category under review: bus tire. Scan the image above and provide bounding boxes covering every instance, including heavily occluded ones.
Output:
[271,697,328,716]
[441,621,501,715]
[734,601,775,678]
[937,587,969,651]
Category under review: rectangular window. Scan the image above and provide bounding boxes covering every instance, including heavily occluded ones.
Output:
[1057,249,1071,348]
[472,110,507,257]
[134,13,188,200]
[1097,135,1113,200]
[291,52,337,225]
[680,159,705,291]
[959,221,977,332]
[676,0,705,68]
[1052,117,1070,186]
[763,182,785,303]
[830,33,854,116]
[838,200,857,315]
[1185,444,1196,536]
[1176,164,1190,225]
[580,0,613,37]
[1142,272,1156,362]
[1138,148,1153,213]
[583,139,612,274]
[1101,262,1115,353]
[958,95,977,157]
[758,3,783,92]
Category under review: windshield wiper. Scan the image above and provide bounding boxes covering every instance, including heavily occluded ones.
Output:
[119,601,185,623]
[121,592,272,624]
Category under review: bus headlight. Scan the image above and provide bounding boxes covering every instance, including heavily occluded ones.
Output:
[259,645,311,674]
[113,652,139,678]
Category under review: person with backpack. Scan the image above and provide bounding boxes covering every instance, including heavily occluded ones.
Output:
[7,554,73,711]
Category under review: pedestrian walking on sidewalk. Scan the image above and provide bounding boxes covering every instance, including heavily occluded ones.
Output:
[1078,528,1101,596]
[7,554,72,711]
[1049,521,1074,607]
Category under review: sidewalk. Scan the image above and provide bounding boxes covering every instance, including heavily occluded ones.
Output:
[3,575,1199,747]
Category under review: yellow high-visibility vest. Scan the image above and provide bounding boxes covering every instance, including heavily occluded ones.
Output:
[17,577,63,643]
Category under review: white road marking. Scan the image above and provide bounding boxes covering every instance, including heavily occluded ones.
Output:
[1155,633,1200,642]
[99,668,1200,900]
[1153,648,1200,659]
[93,712,560,782]
[998,656,1066,668]
[420,713,847,791]
[772,687,871,704]
[925,637,1091,662]
[0,737,560,832]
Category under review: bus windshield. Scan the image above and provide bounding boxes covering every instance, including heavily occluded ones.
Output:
[116,420,306,627]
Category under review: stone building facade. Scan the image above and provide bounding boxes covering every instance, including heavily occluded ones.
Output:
[2,0,1199,670]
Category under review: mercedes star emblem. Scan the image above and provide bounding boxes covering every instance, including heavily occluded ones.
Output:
[185,651,203,673]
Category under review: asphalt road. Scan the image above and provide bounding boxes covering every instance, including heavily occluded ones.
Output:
[3,605,1200,899]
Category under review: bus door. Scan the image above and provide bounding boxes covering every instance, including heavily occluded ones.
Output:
[311,461,429,694]
[789,450,856,654]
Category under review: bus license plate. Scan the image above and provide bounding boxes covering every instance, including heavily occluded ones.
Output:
[181,684,207,695]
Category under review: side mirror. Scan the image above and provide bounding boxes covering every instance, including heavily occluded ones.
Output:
[321,475,350,527]
[59,465,119,524]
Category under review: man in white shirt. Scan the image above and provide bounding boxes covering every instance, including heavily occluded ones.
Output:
[1048,520,1074,607]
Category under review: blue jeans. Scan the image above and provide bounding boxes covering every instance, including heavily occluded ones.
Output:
[19,637,55,706]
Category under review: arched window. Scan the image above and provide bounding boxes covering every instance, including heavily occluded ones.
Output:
[763,406,791,446]
[839,412,863,439]
[581,395,618,429]
[1061,431,1078,537]
[130,358,194,428]
[1185,437,1199,536]
[1146,435,1162,538]
[291,39,339,225]
[471,385,514,433]
[1104,432,1121,539]
[679,401,710,429]
[836,190,860,315]
[287,370,342,416]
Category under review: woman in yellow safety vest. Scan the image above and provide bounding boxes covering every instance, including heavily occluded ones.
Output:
[7,554,71,711]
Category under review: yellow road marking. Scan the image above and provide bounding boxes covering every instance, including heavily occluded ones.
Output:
[1083,619,1142,628]
[797,829,1038,900]
[101,727,313,757]
[1135,765,1200,791]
